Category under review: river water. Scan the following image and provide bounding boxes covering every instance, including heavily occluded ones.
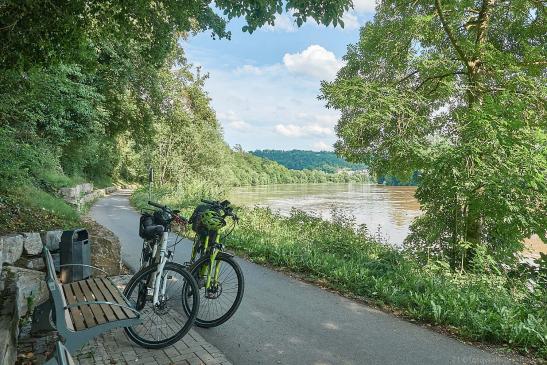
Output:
[229,183,545,255]
[229,183,421,246]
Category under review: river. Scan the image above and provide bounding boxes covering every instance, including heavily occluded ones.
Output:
[229,183,420,246]
[229,183,545,256]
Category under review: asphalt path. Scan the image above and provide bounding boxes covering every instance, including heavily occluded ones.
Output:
[90,191,515,365]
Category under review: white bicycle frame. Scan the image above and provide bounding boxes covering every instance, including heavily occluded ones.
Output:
[148,231,170,306]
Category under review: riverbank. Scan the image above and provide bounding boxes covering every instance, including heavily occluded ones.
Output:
[132,188,547,361]
[229,183,546,257]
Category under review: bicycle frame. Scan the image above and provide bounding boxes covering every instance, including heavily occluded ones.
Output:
[148,231,170,306]
[194,232,223,290]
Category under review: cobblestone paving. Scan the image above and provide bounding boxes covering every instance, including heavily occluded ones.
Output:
[75,328,232,365]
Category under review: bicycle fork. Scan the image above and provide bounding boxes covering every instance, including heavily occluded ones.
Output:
[206,248,222,289]
[151,232,169,306]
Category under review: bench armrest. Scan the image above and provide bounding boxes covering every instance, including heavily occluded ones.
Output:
[65,301,140,316]
[58,264,110,276]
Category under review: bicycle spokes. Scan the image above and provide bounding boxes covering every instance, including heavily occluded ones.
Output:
[182,253,243,327]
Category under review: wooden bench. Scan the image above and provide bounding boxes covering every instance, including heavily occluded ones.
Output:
[41,246,141,354]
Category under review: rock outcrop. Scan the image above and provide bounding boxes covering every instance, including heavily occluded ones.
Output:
[0,266,48,318]
[58,183,117,211]
[40,230,62,251]
[22,233,42,256]
[82,217,123,276]
[1,235,24,264]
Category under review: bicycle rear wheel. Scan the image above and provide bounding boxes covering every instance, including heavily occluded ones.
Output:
[182,253,244,328]
[124,262,199,348]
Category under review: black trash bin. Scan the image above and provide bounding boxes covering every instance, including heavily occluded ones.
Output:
[60,228,91,283]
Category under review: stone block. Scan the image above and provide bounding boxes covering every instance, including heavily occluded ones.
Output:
[0,291,18,365]
[0,234,24,264]
[1,266,49,317]
[23,232,43,256]
[16,256,46,271]
[40,230,62,251]
[79,183,93,194]
[59,186,79,199]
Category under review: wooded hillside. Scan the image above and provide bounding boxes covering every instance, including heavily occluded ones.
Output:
[251,150,367,172]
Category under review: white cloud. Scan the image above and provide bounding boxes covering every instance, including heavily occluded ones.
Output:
[218,111,252,132]
[183,42,343,150]
[235,64,282,76]
[311,140,334,151]
[236,64,265,75]
[229,120,252,131]
[283,45,345,81]
[352,0,377,13]
[296,112,338,127]
[340,12,360,30]
[264,13,297,32]
[274,123,333,138]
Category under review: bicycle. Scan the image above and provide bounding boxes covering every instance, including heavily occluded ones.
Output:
[181,199,245,328]
[123,201,200,349]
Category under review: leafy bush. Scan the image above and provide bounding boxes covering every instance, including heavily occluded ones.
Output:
[226,208,546,358]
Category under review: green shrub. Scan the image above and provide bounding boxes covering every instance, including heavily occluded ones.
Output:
[226,208,546,358]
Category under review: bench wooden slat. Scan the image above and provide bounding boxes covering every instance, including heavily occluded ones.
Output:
[94,279,128,320]
[79,280,107,325]
[69,282,97,328]
[101,278,136,318]
[62,284,86,331]
[86,279,117,322]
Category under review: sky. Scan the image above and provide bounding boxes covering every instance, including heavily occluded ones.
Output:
[181,1,377,152]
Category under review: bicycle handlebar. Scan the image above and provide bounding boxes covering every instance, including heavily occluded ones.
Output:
[201,199,238,221]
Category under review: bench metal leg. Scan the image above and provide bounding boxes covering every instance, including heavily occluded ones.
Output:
[31,299,56,334]
[63,317,141,353]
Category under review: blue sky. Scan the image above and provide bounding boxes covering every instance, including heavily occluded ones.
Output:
[181,1,376,151]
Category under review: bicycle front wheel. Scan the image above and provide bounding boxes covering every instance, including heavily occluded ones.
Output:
[182,253,244,328]
[124,262,199,348]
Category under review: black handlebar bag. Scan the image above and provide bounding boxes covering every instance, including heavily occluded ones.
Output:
[139,213,155,239]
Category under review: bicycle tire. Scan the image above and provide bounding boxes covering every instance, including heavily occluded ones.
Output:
[182,253,244,328]
[124,262,199,348]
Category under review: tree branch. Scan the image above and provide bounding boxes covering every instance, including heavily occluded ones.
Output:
[434,0,469,64]
[394,70,419,85]
[415,70,467,91]
[475,0,496,48]
[519,60,547,67]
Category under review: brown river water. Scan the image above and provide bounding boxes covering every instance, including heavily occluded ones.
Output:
[229,183,544,256]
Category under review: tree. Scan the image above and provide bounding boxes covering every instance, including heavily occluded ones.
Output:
[321,0,546,269]
[0,0,354,190]
[1,0,353,69]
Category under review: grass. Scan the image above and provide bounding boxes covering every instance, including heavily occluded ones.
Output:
[131,187,547,360]
[0,161,119,234]
[35,170,87,192]
[0,185,81,235]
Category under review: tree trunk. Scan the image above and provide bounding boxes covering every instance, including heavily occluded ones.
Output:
[436,0,496,269]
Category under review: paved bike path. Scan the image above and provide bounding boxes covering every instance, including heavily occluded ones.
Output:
[90,191,516,365]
